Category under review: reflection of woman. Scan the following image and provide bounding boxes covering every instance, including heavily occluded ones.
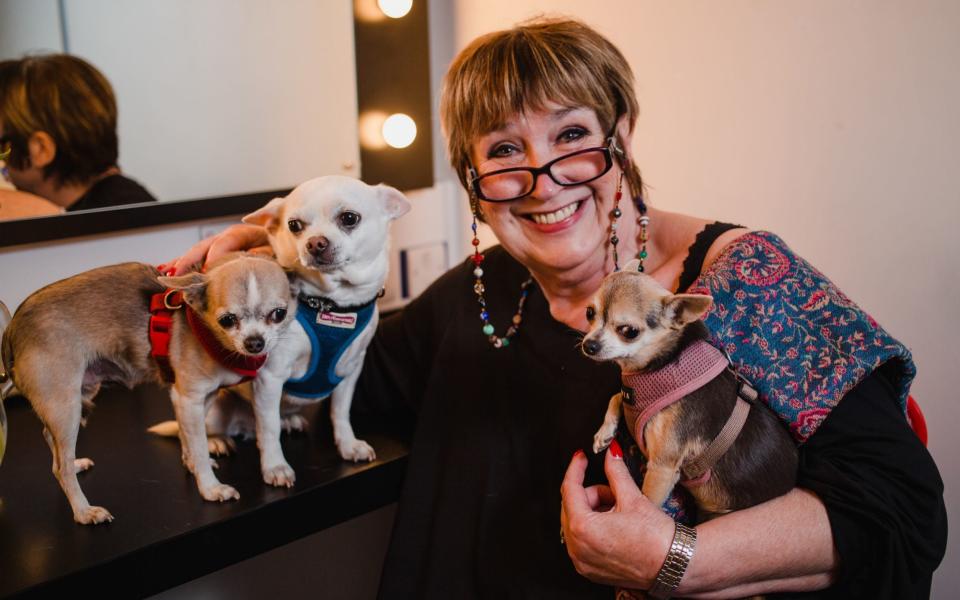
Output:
[172,19,945,599]
[0,54,156,212]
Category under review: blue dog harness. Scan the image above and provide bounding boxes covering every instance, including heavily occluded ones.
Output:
[283,294,378,399]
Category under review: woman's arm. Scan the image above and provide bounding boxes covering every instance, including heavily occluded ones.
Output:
[561,449,837,598]
[162,223,271,274]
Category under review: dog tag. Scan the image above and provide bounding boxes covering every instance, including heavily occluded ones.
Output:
[317,310,358,329]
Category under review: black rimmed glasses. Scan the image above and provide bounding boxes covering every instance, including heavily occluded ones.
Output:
[468,134,619,202]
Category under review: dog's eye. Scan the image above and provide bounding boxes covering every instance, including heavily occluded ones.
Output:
[269,307,287,323]
[288,219,304,234]
[218,314,238,329]
[585,306,596,322]
[617,325,640,340]
[338,211,361,229]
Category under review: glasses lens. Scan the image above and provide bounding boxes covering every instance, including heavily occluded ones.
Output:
[477,170,534,202]
[551,149,609,185]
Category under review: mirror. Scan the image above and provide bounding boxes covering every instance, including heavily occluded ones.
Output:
[0,0,360,229]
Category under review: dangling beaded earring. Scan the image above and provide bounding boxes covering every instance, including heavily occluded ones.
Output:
[636,196,650,272]
[610,172,624,271]
[470,201,534,349]
[609,166,651,273]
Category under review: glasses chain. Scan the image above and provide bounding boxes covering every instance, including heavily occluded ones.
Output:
[471,211,533,348]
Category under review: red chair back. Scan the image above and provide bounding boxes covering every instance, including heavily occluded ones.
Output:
[906,395,928,446]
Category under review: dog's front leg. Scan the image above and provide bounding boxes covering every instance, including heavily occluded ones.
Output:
[641,460,682,510]
[593,392,622,454]
[252,372,295,487]
[170,385,239,502]
[330,366,375,462]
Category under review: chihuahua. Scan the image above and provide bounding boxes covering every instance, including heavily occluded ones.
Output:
[0,254,296,524]
[152,176,410,486]
[581,261,797,519]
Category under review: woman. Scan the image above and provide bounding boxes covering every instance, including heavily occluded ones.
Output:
[171,18,945,599]
[0,54,157,211]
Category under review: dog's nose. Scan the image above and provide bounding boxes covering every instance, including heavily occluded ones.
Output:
[582,339,601,356]
[244,336,265,354]
[306,236,329,256]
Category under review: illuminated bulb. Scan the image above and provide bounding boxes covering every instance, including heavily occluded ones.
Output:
[377,0,412,18]
[382,113,417,149]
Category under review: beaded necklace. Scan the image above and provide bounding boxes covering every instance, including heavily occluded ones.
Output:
[471,177,650,348]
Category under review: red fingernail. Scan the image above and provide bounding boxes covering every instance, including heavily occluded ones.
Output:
[609,440,623,459]
[573,449,585,459]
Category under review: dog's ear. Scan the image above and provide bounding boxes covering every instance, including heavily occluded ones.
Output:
[158,272,209,312]
[662,293,713,328]
[622,258,642,273]
[375,184,411,220]
[242,196,287,231]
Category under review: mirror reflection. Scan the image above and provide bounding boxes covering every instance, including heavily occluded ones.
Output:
[0,0,360,223]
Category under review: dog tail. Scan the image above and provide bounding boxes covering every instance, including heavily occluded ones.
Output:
[147,420,180,437]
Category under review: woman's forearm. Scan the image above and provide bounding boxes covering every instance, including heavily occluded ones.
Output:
[677,487,838,598]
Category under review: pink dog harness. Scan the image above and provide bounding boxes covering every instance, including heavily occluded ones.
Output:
[620,340,756,486]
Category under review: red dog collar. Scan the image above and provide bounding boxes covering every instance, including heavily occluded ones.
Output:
[149,290,266,383]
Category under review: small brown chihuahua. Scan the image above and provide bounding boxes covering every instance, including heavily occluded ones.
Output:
[0,254,297,524]
[581,261,797,520]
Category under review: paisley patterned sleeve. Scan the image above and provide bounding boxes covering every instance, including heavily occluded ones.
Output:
[686,231,916,443]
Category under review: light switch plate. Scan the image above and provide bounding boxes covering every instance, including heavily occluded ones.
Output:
[400,242,448,299]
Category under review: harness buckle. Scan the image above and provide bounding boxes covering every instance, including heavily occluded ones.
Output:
[163,290,184,310]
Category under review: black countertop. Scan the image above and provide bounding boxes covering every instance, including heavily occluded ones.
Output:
[0,385,409,598]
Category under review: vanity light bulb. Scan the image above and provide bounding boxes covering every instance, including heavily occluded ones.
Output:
[382,113,417,149]
[377,0,412,18]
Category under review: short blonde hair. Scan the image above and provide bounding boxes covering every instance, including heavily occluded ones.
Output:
[440,18,644,199]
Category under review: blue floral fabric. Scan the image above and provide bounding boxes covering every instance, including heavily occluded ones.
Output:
[686,231,915,443]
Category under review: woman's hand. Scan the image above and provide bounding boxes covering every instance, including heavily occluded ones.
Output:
[562,441,838,598]
[560,441,675,591]
[160,223,271,275]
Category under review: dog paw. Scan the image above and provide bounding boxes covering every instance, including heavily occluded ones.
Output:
[200,483,240,502]
[592,424,617,454]
[74,458,95,472]
[75,505,114,525]
[281,414,309,434]
[208,436,236,457]
[338,439,376,462]
[262,463,296,488]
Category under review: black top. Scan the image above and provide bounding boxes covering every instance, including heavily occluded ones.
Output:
[67,173,157,212]
[354,225,946,599]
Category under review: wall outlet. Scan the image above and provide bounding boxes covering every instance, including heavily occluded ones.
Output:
[399,242,448,300]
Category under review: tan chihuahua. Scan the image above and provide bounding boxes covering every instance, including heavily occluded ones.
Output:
[581,261,797,519]
[0,254,296,524]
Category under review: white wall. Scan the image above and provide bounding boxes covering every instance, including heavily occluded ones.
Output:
[450,1,959,595]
